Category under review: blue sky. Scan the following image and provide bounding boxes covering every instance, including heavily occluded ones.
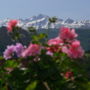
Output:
[0,0,90,20]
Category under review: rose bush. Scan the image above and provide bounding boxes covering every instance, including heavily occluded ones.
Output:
[0,20,90,90]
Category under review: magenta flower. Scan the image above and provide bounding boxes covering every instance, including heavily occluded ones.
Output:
[3,45,15,60]
[7,20,18,32]
[21,44,41,58]
[67,40,84,59]
[59,27,78,41]
[62,40,84,59]
[71,40,80,48]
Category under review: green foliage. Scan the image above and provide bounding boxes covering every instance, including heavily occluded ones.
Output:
[28,26,36,32]
[9,26,23,42]
[32,33,48,44]
[4,60,19,68]
[26,81,38,90]
[0,53,89,90]
[49,17,57,23]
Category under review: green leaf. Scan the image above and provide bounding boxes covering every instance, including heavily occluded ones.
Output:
[86,82,90,90]
[38,33,47,39]
[32,35,39,41]
[26,81,38,90]
[4,60,19,68]
[0,56,4,60]
[28,26,36,32]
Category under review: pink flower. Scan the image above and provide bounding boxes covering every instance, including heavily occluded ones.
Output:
[5,67,14,74]
[47,45,61,53]
[62,40,84,59]
[14,43,25,57]
[46,51,53,56]
[68,40,84,59]
[62,46,69,54]
[7,26,12,32]
[7,20,18,32]
[64,71,73,79]
[21,44,41,58]
[48,37,63,46]
[47,37,63,53]
[59,27,78,41]
[3,43,25,59]
[71,40,80,48]
[3,45,15,60]
[8,20,18,27]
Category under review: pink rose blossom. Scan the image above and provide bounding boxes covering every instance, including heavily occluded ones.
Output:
[67,40,84,59]
[62,40,84,59]
[59,27,78,40]
[48,37,63,46]
[71,40,80,48]
[8,20,18,27]
[64,71,74,79]
[62,46,69,54]
[47,37,63,53]
[46,51,53,56]
[21,44,41,58]
[7,26,12,32]
[47,45,61,53]
[7,20,18,32]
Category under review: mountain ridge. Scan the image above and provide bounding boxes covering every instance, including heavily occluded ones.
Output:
[0,14,90,29]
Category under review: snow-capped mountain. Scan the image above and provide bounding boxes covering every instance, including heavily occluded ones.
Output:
[0,14,90,30]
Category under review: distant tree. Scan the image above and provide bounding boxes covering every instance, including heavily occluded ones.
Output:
[49,16,57,23]
[48,17,58,29]
[28,26,36,32]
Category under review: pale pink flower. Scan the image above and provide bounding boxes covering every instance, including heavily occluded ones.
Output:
[3,45,15,60]
[14,43,25,57]
[21,44,41,58]
[47,37,63,53]
[59,27,78,40]
[48,37,63,46]
[3,43,25,59]
[62,46,69,54]
[46,51,53,56]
